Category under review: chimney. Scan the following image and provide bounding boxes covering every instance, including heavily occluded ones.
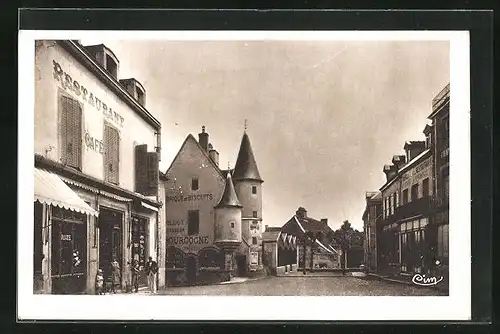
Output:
[391,155,406,170]
[404,141,426,161]
[321,218,328,225]
[208,143,219,167]
[296,207,307,219]
[198,126,209,151]
[383,164,398,182]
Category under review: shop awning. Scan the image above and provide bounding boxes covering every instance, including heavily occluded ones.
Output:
[34,168,99,217]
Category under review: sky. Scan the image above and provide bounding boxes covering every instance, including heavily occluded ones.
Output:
[80,38,449,231]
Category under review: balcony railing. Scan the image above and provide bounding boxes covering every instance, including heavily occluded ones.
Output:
[381,197,433,226]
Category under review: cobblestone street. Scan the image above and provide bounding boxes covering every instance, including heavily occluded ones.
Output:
[156,276,445,296]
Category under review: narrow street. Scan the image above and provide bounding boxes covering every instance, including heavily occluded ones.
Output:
[155,276,444,296]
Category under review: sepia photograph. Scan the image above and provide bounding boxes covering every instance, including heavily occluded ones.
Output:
[18,29,471,321]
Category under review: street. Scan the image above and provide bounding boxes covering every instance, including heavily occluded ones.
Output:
[156,276,444,296]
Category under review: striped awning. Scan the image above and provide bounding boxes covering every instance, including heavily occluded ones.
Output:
[34,168,99,217]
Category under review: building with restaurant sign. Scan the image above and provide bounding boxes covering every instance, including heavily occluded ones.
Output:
[33,40,164,294]
[372,83,449,282]
[362,191,382,272]
[163,126,265,286]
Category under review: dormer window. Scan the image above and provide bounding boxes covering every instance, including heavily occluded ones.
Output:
[105,54,118,79]
[136,89,145,106]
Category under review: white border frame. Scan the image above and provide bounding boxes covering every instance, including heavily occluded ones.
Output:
[18,30,470,321]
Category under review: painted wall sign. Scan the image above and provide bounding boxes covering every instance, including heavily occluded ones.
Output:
[401,157,432,190]
[61,234,72,241]
[166,236,210,245]
[166,227,186,233]
[84,131,104,154]
[166,193,214,203]
[166,220,184,226]
[52,59,125,127]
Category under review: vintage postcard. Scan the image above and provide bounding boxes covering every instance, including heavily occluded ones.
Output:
[18,30,470,321]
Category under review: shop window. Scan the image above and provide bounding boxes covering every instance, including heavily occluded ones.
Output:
[422,178,430,197]
[443,172,449,201]
[104,124,120,184]
[411,184,419,201]
[60,94,82,170]
[34,202,43,275]
[187,210,200,235]
[252,186,257,194]
[191,177,199,191]
[131,216,148,271]
[252,237,258,245]
[253,211,258,218]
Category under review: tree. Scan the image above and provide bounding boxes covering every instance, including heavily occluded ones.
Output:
[332,220,364,272]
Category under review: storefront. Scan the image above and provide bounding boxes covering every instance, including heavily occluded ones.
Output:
[131,215,149,287]
[399,217,428,274]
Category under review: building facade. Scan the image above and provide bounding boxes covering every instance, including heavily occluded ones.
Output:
[373,83,449,282]
[163,126,265,286]
[428,83,450,279]
[33,40,163,294]
[362,191,382,272]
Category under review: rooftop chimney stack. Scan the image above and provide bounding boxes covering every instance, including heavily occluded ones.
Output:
[198,126,209,152]
[296,207,307,219]
[383,164,398,182]
[321,218,328,225]
[208,143,219,167]
[391,155,407,170]
[84,44,119,80]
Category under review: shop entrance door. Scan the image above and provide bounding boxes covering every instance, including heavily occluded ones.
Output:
[50,208,87,294]
[98,208,123,287]
[131,216,148,287]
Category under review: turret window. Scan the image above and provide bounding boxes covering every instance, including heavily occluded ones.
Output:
[191,177,199,191]
[252,186,257,194]
[252,237,257,245]
[230,222,235,228]
[253,211,258,218]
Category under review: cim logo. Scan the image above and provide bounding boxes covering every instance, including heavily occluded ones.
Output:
[412,274,443,286]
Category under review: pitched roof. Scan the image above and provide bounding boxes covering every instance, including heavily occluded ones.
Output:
[232,132,263,182]
[262,230,281,242]
[298,216,334,234]
[214,171,242,209]
[164,134,225,179]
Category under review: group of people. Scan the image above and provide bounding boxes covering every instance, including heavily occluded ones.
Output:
[95,256,158,295]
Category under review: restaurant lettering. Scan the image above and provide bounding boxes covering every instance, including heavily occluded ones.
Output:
[166,236,210,245]
[166,227,185,233]
[84,132,104,154]
[52,60,125,127]
[166,193,213,203]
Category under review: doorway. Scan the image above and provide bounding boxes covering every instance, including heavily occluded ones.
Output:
[131,216,148,287]
[235,254,247,277]
[185,256,197,285]
[98,208,123,287]
[50,207,87,294]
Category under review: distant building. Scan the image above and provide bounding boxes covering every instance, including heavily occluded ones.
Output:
[262,207,340,275]
[33,40,163,294]
[362,191,382,272]
[163,126,264,286]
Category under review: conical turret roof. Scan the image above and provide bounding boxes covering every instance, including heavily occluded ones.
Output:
[215,171,242,209]
[232,132,263,182]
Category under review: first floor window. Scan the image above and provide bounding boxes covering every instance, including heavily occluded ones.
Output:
[252,186,257,194]
[187,210,200,235]
[252,237,257,245]
[60,94,82,170]
[191,177,199,191]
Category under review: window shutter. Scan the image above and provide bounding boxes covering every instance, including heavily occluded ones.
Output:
[60,95,82,169]
[145,152,159,196]
[104,125,120,184]
[135,144,148,194]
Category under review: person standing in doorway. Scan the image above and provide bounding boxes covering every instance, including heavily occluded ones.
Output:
[131,259,140,293]
[145,256,158,294]
[110,256,121,294]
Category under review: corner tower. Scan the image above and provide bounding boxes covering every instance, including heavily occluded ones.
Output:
[214,171,243,277]
[232,128,264,271]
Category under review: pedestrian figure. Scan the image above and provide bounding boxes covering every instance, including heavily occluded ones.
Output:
[95,269,104,295]
[110,257,121,294]
[145,256,158,294]
[131,259,140,293]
